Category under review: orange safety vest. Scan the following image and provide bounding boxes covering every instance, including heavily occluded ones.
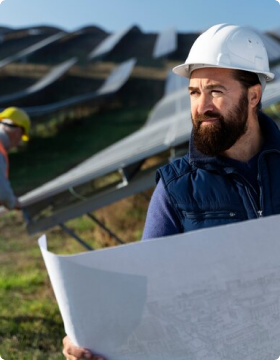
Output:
[0,140,9,178]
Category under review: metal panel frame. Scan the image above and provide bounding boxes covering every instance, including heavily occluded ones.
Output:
[26,165,160,234]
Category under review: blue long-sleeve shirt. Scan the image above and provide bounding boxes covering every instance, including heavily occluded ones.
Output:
[142,179,181,240]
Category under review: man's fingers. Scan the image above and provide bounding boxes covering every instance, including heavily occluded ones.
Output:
[62,335,106,360]
[62,335,92,359]
[62,347,92,359]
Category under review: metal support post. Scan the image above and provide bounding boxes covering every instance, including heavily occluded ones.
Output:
[87,213,124,245]
[59,223,93,251]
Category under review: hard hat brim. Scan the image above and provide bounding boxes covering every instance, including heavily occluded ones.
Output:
[172,63,275,82]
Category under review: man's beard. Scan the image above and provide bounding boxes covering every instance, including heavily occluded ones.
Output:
[192,93,249,156]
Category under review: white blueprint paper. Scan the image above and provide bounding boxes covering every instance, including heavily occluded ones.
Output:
[39,214,280,360]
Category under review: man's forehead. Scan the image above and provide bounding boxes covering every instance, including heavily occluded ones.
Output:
[190,67,235,84]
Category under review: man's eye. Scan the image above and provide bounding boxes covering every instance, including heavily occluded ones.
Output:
[211,90,222,96]
[189,91,199,96]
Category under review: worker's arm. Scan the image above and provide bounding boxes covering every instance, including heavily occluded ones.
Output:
[142,179,181,240]
[0,154,18,209]
[62,335,106,360]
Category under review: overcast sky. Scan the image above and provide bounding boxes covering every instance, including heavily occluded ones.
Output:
[0,0,279,33]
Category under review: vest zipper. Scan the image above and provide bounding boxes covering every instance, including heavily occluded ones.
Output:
[245,186,261,218]
[257,174,263,218]
[233,173,262,218]
[183,211,241,219]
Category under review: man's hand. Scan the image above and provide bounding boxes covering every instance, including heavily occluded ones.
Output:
[62,335,106,360]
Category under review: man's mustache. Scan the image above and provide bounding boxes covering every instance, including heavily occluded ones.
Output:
[194,111,222,122]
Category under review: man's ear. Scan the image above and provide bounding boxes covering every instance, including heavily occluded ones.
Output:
[248,84,262,109]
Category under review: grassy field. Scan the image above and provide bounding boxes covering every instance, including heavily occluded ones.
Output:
[0,105,153,359]
[0,194,151,359]
[0,211,65,359]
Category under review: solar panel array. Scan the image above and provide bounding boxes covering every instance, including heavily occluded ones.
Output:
[0,26,136,116]
[0,26,280,235]
[22,58,136,117]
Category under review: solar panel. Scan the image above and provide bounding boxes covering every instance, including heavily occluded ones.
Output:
[146,87,189,126]
[0,32,66,69]
[271,64,280,79]
[20,109,191,207]
[146,71,189,126]
[262,78,280,108]
[164,70,189,96]
[20,113,191,233]
[88,27,133,60]
[98,58,136,94]
[21,58,136,117]
[153,27,177,58]
[0,58,77,105]
[26,165,159,234]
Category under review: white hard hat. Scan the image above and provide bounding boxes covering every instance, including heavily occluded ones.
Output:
[173,24,275,88]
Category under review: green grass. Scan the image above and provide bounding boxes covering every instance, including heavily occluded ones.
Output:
[0,213,100,358]
[0,193,151,358]
[0,211,65,359]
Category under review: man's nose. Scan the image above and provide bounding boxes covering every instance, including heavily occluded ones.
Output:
[197,93,214,114]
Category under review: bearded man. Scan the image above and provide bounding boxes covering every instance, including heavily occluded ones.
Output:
[142,23,278,239]
[62,23,279,360]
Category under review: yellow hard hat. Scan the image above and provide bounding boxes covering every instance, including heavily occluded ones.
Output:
[0,107,31,141]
